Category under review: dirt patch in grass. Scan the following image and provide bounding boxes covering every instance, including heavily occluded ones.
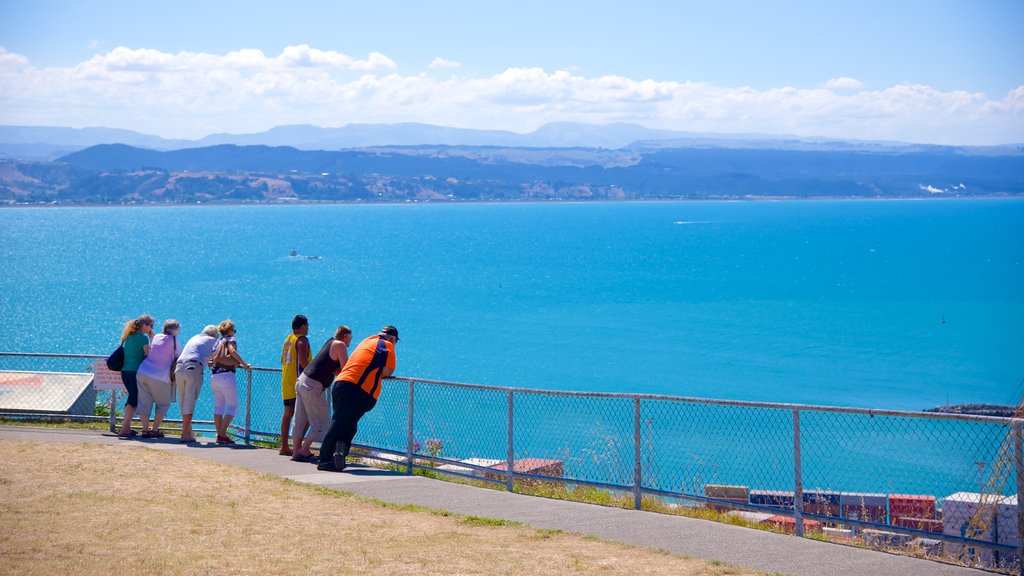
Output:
[0,440,764,576]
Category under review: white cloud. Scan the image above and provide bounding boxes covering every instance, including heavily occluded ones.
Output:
[428,57,460,69]
[825,77,864,90]
[0,46,1021,145]
[0,47,30,70]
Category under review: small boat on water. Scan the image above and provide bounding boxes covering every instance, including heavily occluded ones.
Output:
[288,249,322,261]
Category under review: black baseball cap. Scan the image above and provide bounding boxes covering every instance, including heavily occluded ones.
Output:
[381,325,400,341]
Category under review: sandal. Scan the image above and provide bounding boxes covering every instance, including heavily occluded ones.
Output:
[150,430,165,438]
[117,429,138,437]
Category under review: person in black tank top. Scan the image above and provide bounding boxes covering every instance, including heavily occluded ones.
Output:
[291,326,353,462]
[305,338,343,387]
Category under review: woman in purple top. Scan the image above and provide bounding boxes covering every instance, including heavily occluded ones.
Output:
[136,319,183,438]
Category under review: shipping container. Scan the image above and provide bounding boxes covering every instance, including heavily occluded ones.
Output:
[749,489,794,509]
[894,517,942,533]
[803,490,841,517]
[840,492,888,523]
[889,494,936,520]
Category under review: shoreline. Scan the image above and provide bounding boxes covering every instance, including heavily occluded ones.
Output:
[2,194,1022,209]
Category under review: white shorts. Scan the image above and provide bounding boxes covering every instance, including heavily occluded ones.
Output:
[210,371,239,417]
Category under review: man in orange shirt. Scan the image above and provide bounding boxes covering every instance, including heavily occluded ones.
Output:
[318,326,398,472]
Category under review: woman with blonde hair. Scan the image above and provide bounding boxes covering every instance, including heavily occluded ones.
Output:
[117,314,155,437]
[136,319,183,438]
[210,319,250,445]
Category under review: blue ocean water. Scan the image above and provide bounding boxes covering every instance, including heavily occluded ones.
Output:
[0,199,1021,411]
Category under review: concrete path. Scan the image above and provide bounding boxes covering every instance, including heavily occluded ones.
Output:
[0,426,991,576]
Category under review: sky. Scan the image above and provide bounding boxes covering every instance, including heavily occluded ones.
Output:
[0,0,1022,144]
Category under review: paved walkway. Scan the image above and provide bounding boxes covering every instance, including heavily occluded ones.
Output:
[0,426,991,576]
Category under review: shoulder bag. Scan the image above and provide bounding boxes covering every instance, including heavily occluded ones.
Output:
[213,337,239,368]
[106,343,125,372]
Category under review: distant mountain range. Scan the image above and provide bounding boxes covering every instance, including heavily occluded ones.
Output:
[1,140,1021,205]
[2,122,1022,161]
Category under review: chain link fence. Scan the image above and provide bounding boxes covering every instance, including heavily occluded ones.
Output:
[2,352,1020,572]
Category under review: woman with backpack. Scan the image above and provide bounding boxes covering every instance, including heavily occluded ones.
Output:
[117,314,155,437]
[210,319,250,445]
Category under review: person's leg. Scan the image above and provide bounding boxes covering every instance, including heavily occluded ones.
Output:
[279,402,295,455]
[291,390,310,458]
[339,392,376,462]
[330,384,372,469]
[220,373,239,443]
[303,384,331,455]
[177,367,199,440]
[151,379,173,434]
[136,374,155,433]
[211,372,227,439]
[119,371,139,435]
[318,383,349,468]
[175,369,190,438]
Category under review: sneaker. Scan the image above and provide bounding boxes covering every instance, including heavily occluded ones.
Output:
[317,461,340,472]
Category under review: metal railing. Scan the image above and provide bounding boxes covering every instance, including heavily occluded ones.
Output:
[1,351,1021,573]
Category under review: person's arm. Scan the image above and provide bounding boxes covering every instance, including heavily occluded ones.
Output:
[206,340,218,367]
[329,340,348,364]
[381,347,396,378]
[295,336,310,372]
[228,341,250,369]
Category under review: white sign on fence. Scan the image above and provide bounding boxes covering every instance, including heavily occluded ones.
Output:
[91,360,126,391]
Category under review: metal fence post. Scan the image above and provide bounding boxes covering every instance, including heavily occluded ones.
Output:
[1014,420,1023,576]
[634,396,642,510]
[793,408,804,538]
[108,391,117,433]
[506,390,514,492]
[244,369,252,446]
[406,380,415,475]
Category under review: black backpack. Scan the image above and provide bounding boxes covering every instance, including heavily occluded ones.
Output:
[106,344,125,372]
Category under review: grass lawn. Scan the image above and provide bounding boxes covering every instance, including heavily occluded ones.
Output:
[0,439,766,576]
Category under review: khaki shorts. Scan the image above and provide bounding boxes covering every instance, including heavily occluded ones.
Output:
[175,361,204,415]
[137,372,174,418]
[293,373,330,443]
